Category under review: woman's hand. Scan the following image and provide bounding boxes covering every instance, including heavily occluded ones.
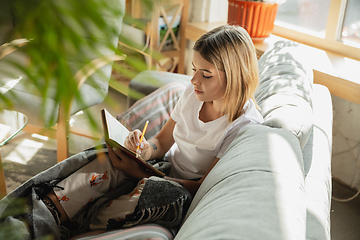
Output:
[106,143,151,180]
[124,129,151,160]
[123,117,177,161]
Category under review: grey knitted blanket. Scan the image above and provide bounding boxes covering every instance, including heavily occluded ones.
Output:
[0,145,192,240]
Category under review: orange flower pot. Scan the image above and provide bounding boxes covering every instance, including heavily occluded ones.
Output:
[227,0,279,43]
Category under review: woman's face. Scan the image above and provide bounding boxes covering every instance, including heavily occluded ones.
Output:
[191,51,226,103]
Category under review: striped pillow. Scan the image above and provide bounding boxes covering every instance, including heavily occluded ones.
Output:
[117,82,186,140]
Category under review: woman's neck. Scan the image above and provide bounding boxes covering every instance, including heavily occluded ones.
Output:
[199,101,224,123]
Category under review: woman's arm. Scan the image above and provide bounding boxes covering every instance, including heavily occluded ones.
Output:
[109,117,220,197]
[108,143,220,197]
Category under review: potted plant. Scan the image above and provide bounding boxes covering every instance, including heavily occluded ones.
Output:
[227,0,286,42]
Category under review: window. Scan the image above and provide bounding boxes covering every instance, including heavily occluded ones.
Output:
[276,0,331,37]
[341,0,360,46]
[274,0,360,61]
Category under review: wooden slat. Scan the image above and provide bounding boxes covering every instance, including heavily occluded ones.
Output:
[24,124,102,140]
[161,50,181,58]
[23,124,57,139]
[314,70,360,105]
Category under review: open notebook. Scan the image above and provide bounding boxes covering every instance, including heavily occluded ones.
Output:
[101,108,165,177]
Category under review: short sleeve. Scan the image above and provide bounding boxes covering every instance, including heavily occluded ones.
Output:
[171,83,193,123]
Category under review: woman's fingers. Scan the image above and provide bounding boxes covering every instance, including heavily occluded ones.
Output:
[106,143,148,179]
[125,129,146,151]
[106,143,122,169]
[137,141,150,155]
[107,143,133,171]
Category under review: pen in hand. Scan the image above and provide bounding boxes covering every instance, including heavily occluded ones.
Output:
[136,120,149,158]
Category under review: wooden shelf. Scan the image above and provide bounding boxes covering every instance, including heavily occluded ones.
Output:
[124,0,189,74]
[113,0,190,96]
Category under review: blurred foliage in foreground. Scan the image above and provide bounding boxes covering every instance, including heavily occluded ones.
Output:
[0,0,159,131]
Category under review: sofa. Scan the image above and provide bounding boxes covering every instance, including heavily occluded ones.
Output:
[0,40,332,240]
[104,40,332,240]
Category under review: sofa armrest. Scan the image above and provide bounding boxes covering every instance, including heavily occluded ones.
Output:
[302,84,333,240]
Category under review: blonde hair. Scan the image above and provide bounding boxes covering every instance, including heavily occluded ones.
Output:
[193,25,259,122]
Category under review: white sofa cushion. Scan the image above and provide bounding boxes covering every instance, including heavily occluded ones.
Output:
[302,84,332,240]
[256,41,313,149]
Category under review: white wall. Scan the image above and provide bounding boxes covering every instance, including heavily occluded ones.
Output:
[189,0,228,23]
[332,96,360,191]
[185,0,228,74]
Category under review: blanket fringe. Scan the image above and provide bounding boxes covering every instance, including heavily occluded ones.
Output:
[120,194,189,229]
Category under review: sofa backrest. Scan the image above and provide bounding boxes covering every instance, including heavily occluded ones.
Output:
[255,41,314,150]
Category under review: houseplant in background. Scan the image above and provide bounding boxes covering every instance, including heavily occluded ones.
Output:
[227,0,285,42]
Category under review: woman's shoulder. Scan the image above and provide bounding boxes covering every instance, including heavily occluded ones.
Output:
[228,99,264,129]
[240,99,264,124]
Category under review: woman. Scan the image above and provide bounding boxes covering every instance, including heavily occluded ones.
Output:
[43,24,264,230]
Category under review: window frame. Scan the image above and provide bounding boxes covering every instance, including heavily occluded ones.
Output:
[273,0,360,61]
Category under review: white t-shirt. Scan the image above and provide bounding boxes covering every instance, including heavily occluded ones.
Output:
[168,83,264,180]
